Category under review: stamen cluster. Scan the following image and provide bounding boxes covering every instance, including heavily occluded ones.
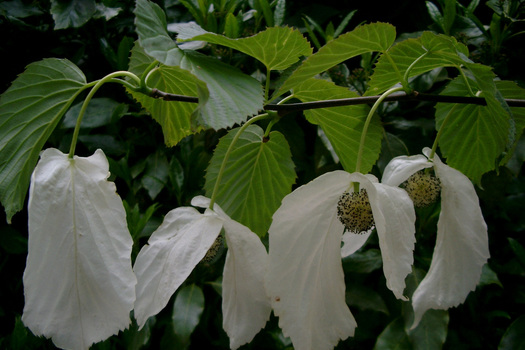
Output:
[337,189,375,234]
[202,234,224,263]
[403,170,441,207]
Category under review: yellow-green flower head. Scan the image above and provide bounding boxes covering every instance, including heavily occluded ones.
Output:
[403,170,441,207]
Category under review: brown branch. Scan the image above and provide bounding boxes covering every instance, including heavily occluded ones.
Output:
[149,89,525,114]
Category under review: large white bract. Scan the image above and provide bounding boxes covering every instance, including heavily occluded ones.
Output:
[23,148,136,350]
[133,195,271,350]
[266,170,416,350]
[383,147,490,328]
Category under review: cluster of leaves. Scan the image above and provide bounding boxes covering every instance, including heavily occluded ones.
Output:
[0,0,525,349]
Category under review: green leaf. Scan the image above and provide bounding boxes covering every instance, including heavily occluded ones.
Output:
[435,76,510,183]
[426,1,445,31]
[141,150,170,200]
[172,284,205,347]
[128,43,203,146]
[508,237,525,272]
[407,310,449,350]
[443,0,457,35]
[62,97,121,129]
[342,248,383,273]
[366,32,468,95]
[50,0,96,29]
[173,23,312,71]
[495,80,525,165]
[374,317,412,350]
[499,315,525,350]
[204,124,296,237]
[134,0,263,130]
[275,22,396,97]
[0,58,86,222]
[346,284,389,314]
[479,263,503,287]
[293,78,383,174]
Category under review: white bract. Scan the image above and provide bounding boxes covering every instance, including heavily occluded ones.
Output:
[266,170,416,350]
[382,147,490,328]
[133,195,271,350]
[23,148,136,350]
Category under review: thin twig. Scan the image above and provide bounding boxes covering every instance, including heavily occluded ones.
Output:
[148,89,525,114]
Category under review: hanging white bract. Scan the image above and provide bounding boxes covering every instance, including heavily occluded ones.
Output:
[382,147,490,328]
[22,148,136,350]
[266,170,416,350]
[133,195,271,350]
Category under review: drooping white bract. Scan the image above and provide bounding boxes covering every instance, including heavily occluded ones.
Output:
[23,148,136,350]
[266,170,416,350]
[382,147,490,328]
[133,195,271,350]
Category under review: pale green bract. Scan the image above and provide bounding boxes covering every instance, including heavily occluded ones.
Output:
[133,196,271,350]
[382,147,490,328]
[22,148,136,350]
[266,170,416,350]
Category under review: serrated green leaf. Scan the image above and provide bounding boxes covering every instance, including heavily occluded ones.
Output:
[366,32,468,95]
[172,284,205,346]
[293,78,383,174]
[435,77,510,183]
[0,58,87,222]
[127,43,203,146]
[174,23,312,71]
[275,22,396,97]
[50,0,96,29]
[204,124,296,236]
[134,0,263,130]
[374,317,412,350]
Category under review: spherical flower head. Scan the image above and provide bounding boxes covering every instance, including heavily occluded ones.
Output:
[402,169,441,207]
[337,189,375,234]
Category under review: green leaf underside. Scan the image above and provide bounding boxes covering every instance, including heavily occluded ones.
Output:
[275,22,396,97]
[134,0,263,130]
[293,78,382,174]
[128,44,202,146]
[174,23,313,71]
[0,58,86,221]
[435,77,510,183]
[204,125,296,237]
[366,32,469,95]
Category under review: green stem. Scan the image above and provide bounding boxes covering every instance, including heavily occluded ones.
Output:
[384,52,407,89]
[403,49,429,86]
[265,68,271,103]
[458,67,476,97]
[428,104,460,160]
[209,113,270,209]
[68,71,141,158]
[355,86,405,173]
